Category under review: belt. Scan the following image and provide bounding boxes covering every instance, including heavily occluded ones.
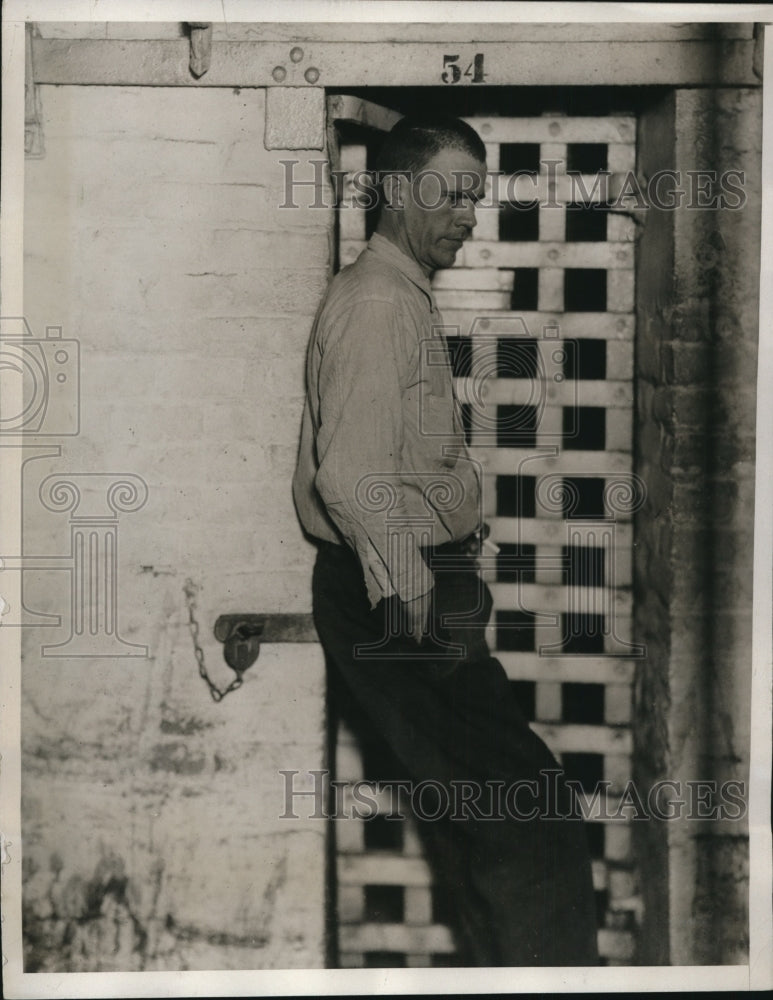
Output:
[423,524,490,559]
[317,525,492,560]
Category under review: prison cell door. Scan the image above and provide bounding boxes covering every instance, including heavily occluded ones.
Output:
[329,97,639,967]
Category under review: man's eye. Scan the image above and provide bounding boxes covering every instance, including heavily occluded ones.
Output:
[447,192,480,207]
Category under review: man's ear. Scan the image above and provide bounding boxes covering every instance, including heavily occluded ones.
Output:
[382,172,406,212]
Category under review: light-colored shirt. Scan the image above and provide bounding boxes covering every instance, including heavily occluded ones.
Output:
[292,232,482,608]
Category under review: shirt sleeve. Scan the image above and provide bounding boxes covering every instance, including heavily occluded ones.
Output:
[313,298,434,608]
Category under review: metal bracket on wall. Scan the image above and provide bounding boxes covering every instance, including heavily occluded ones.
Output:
[213,613,318,674]
[188,22,213,78]
[25,24,44,158]
[29,31,762,88]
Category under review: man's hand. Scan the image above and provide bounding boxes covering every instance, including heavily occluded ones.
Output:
[402,589,433,645]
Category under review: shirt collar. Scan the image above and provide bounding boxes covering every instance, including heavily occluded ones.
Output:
[366,232,437,311]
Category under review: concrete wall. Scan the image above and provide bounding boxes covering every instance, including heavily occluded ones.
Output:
[633,88,760,965]
[21,85,332,970]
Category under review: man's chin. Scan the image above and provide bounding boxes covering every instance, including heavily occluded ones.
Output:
[433,247,461,270]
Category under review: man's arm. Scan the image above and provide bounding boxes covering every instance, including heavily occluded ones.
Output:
[314,298,434,622]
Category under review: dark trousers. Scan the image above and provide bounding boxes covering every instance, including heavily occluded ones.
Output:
[313,539,599,967]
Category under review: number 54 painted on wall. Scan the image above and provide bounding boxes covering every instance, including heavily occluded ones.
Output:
[442,53,486,84]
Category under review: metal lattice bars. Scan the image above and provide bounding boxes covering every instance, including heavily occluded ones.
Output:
[333,110,640,966]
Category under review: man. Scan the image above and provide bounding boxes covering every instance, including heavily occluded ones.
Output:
[293,115,598,967]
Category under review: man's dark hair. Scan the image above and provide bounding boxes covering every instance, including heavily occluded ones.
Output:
[375,114,487,177]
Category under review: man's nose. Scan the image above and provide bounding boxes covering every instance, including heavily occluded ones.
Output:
[457,202,477,231]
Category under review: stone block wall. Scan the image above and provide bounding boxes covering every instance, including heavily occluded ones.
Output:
[633,87,760,965]
[20,85,332,971]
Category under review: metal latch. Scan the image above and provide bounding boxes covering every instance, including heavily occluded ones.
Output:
[184,580,319,702]
[213,614,265,675]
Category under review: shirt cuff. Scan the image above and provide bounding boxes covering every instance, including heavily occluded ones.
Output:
[355,532,435,609]
[389,534,435,604]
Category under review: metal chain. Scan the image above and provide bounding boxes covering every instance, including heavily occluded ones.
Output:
[183,579,243,703]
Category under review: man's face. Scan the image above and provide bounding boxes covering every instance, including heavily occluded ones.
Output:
[396,146,487,274]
